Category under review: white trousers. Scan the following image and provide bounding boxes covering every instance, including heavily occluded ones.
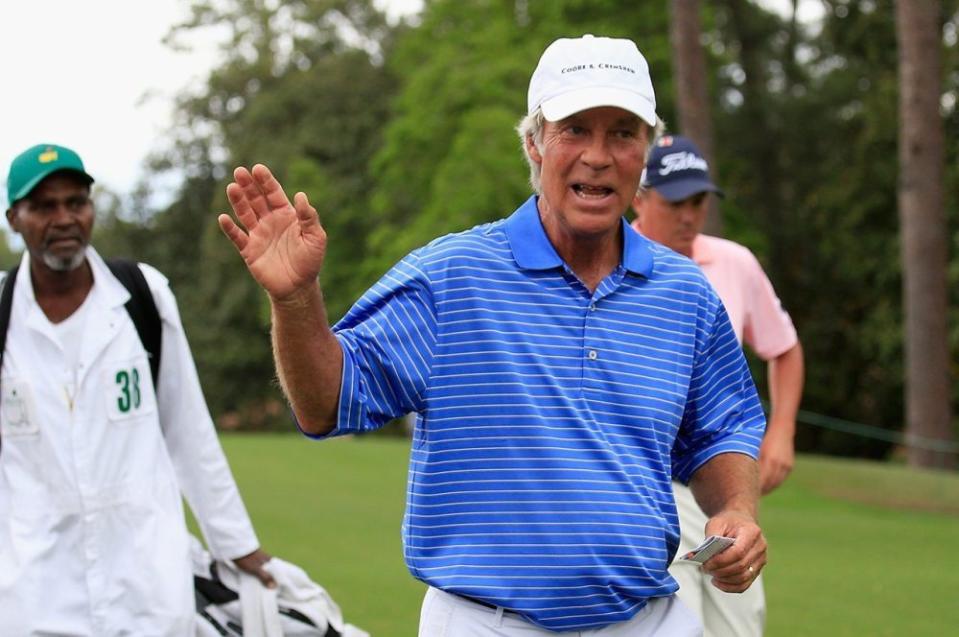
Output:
[670,482,765,637]
[418,587,702,637]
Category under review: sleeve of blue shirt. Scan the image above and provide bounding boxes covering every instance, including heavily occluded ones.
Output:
[671,290,767,484]
[321,252,437,437]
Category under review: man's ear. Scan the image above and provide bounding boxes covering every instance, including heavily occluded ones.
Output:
[5,207,18,234]
[525,135,543,165]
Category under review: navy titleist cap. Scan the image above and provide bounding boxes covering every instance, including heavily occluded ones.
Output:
[640,134,724,202]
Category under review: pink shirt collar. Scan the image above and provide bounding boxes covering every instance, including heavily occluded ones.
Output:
[628,219,715,266]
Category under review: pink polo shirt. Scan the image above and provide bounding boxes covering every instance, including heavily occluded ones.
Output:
[690,234,797,360]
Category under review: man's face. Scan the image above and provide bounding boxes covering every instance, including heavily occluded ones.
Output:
[6,172,94,272]
[529,106,648,242]
[632,188,708,257]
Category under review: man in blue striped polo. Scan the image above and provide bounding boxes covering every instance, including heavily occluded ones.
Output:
[219,34,767,636]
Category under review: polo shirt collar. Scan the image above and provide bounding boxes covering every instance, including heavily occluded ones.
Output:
[622,217,654,277]
[505,196,562,270]
[505,195,654,278]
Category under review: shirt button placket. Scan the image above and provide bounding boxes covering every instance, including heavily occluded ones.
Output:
[586,300,599,362]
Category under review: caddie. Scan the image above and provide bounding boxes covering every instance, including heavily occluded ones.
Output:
[0,143,273,635]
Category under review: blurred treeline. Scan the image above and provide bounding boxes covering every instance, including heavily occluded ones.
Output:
[13,0,958,459]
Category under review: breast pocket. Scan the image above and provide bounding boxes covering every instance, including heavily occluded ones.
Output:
[104,357,157,424]
[0,378,39,437]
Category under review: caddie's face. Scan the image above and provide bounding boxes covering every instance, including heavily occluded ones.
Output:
[529,106,648,243]
[7,173,94,272]
[631,188,708,257]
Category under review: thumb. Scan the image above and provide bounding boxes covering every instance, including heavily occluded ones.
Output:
[293,191,320,228]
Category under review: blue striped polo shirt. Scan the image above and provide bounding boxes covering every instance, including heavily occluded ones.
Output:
[326,195,765,631]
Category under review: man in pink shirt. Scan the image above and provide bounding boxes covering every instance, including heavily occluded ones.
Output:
[632,135,805,637]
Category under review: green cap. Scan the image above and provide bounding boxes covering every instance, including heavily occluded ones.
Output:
[6,143,94,205]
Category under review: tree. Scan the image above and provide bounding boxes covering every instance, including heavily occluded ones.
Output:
[720,0,790,278]
[670,0,722,234]
[366,0,676,278]
[93,0,957,454]
[148,0,398,427]
[895,0,954,469]
[0,228,19,270]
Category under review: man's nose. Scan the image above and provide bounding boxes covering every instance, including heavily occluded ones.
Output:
[676,203,698,222]
[581,136,613,168]
[49,203,77,223]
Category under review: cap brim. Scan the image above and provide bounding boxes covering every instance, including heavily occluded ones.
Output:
[11,168,94,203]
[652,178,724,202]
[540,87,657,126]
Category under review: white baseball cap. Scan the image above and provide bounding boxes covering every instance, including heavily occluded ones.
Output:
[528,34,657,126]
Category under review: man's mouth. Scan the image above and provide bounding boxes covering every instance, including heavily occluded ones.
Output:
[44,236,82,249]
[572,184,614,199]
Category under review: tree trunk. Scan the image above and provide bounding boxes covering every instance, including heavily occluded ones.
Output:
[670,0,722,235]
[722,0,788,297]
[895,0,954,469]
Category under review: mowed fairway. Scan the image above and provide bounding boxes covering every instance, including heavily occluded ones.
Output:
[209,435,959,637]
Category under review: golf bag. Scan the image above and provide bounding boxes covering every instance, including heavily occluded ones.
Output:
[191,536,369,637]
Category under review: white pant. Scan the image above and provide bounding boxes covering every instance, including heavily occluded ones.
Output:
[670,482,765,637]
[418,587,702,637]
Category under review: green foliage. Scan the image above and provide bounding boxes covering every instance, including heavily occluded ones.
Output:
[365,0,675,277]
[97,0,956,454]
[707,0,944,457]
[367,105,530,273]
[0,227,20,270]
[140,0,397,426]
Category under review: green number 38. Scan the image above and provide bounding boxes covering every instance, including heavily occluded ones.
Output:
[115,368,142,413]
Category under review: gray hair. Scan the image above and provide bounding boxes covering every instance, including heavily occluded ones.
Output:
[516,108,665,193]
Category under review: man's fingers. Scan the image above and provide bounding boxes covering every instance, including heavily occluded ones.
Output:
[233,550,277,589]
[232,164,296,223]
[234,166,272,220]
[707,545,766,582]
[760,461,790,494]
[709,551,765,579]
[710,569,758,593]
[702,524,766,577]
[252,164,294,213]
[761,470,782,495]
[226,182,260,233]
[256,567,277,589]
[217,213,249,252]
[708,550,767,592]
[759,461,774,493]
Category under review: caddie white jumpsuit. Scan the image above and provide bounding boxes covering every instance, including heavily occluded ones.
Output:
[0,248,259,636]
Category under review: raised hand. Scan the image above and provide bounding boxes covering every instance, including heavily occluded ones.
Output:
[218,164,327,300]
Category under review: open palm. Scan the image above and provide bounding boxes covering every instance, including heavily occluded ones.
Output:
[218,164,327,300]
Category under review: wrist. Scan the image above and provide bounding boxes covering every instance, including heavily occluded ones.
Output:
[717,499,758,520]
[270,281,323,311]
[765,415,796,437]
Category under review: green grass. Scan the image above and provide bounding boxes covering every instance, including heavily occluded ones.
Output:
[200,435,959,637]
[202,435,425,636]
[761,456,959,637]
